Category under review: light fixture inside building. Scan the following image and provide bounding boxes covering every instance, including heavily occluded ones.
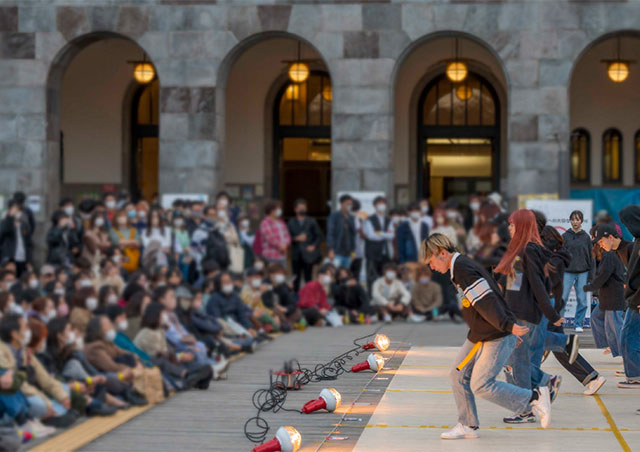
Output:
[362,334,390,352]
[288,42,309,83]
[446,38,467,82]
[129,52,155,84]
[602,36,634,83]
[456,84,473,100]
[302,388,342,414]
[351,353,385,373]
[285,84,300,100]
[252,426,301,452]
[322,84,332,102]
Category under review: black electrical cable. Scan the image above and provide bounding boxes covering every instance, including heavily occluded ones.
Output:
[244,330,382,445]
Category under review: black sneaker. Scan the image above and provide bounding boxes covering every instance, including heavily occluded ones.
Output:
[42,410,79,428]
[549,375,562,403]
[86,401,118,417]
[618,380,640,389]
[503,412,537,424]
[565,334,580,365]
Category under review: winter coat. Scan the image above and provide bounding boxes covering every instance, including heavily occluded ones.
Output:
[562,229,592,273]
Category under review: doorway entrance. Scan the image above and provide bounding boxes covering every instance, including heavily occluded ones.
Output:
[131,79,159,201]
[274,72,332,222]
[418,73,500,205]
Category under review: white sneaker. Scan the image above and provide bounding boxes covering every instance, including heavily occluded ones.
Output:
[575,327,584,333]
[584,376,607,396]
[211,355,230,380]
[383,313,392,324]
[440,423,478,440]
[23,420,56,439]
[407,313,426,323]
[531,386,551,429]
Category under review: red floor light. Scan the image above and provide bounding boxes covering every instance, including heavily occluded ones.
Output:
[302,388,342,414]
[362,333,390,352]
[251,426,301,452]
[351,353,385,373]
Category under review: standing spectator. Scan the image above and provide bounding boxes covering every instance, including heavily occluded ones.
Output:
[59,198,83,260]
[103,193,118,224]
[419,199,434,230]
[12,192,35,237]
[215,205,244,274]
[364,196,393,290]
[371,263,412,322]
[432,209,459,248]
[396,203,430,264]
[411,266,443,320]
[216,191,240,226]
[237,214,255,270]
[326,195,355,269]
[351,199,367,282]
[109,210,141,274]
[0,201,33,276]
[141,208,172,271]
[288,199,323,292]
[257,201,290,266]
[297,264,333,326]
[561,210,592,332]
[46,210,73,268]
[82,212,112,270]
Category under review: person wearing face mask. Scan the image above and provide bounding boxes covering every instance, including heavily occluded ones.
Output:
[236,215,255,271]
[215,191,240,226]
[59,198,84,260]
[371,263,411,323]
[0,200,33,277]
[432,208,459,248]
[28,296,57,324]
[256,201,291,266]
[333,270,372,324]
[0,292,22,317]
[206,273,257,339]
[214,203,244,274]
[45,210,73,267]
[109,210,141,273]
[82,211,112,269]
[397,203,430,264]
[297,265,334,327]
[170,212,193,278]
[141,209,172,267]
[419,199,434,230]
[0,269,17,294]
[466,202,503,257]
[411,266,442,321]
[241,269,280,332]
[191,206,231,273]
[326,194,356,270]
[0,315,77,426]
[261,263,302,329]
[364,196,394,292]
[103,193,118,224]
[287,199,323,292]
[70,287,99,335]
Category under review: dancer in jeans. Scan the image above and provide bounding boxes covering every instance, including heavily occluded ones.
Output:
[423,233,551,440]
[618,206,640,393]
[495,209,578,424]
[562,210,593,332]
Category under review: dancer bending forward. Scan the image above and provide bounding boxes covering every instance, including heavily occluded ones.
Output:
[423,233,552,439]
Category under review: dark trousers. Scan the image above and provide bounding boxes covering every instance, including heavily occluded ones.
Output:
[292,256,314,292]
[366,258,387,293]
[548,324,598,385]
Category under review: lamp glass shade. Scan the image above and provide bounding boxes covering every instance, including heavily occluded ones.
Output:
[446,61,468,82]
[608,61,629,82]
[320,388,341,411]
[456,84,473,100]
[374,334,390,352]
[367,353,384,372]
[285,84,300,100]
[133,63,155,83]
[276,426,301,452]
[322,84,332,102]
[288,62,309,83]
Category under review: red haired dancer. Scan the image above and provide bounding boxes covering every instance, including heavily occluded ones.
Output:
[495,209,570,424]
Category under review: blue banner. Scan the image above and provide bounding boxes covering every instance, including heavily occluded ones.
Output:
[570,188,640,241]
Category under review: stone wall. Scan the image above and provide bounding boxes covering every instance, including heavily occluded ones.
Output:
[0,0,636,229]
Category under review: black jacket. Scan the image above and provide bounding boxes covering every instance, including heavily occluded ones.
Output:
[46,226,72,266]
[333,282,369,312]
[584,251,626,311]
[620,205,640,310]
[616,239,633,269]
[0,216,32,264]
[287,216,323,264]
[562,229,593,273]
[503,243,561,325]
[548,247,571,313]
[450,254,516,343]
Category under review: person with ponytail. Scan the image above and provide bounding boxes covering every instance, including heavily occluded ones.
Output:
[495,209,575,424]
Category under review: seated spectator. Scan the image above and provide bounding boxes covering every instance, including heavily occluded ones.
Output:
[262,263,301,329]
[371,263,412,322]
[206,273,258,340]
[122,271,148,303]
[70,287,98,335]
[411,266,443,321]
[297,264,333,326]
[97,259,125,296]
[333,270,371,324]
[109,210,141,274]
[241,269,280,332]
[28,296,57,324]
[96,285,119,314]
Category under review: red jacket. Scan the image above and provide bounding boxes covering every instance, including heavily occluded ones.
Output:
[297,281,331,311]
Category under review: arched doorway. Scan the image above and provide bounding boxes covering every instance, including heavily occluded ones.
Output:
[131,79,159,201]
[273,72,332,220]
[417,72,500,205]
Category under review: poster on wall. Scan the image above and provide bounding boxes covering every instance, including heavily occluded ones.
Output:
[161,193,208,209]
[337,191,385,216]
[526,198,593,327]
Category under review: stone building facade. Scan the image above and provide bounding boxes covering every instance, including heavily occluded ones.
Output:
[0,0,639,227]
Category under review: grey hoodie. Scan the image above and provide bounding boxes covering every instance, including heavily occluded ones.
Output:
[619,205,640,310]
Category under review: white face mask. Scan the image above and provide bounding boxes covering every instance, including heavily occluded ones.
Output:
[174,218,184,228]
[275,209,282,218]
[29,279,39,289]
[240,220,250,229]
[86,297,98,311]
[446,211,457,220]
[21,329,32,347]
[385,271,396,281]
[138,210,146,218]
[105,329,116,342]
[250,278,262,289]
[113,255,121,264]
[94,217,105,228]
[117,320,129,332]
[419,277,431,285]
[80,279,92,288]
[222,284,234,294]
[66,331,76,346]
[54,288,65,296]
[10,304,23,316]
[106,200,116,210]
[254,261,264,271]
[217,210,228,220]
[219,199,229,208]
[470,202,480,212]
[107,294,118,305]
[63,206,74,216]
[47,310,57,321]
[273,274,285,285]
[320,275,332,285]
[376,204,387,214]
[420,205,429,215]
[75,336,84,350]
[410,212,421,221]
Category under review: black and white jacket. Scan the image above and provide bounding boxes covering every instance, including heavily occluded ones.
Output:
[450,253,516,343]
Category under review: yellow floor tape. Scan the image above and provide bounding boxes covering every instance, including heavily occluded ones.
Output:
[593,394,632,452]
[331,423,640,433]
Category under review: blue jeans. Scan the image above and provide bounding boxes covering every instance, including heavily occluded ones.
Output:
[335,255,352,269]
[27,383,70,419]
[450,335,532,427]
[562,272,589,328]
[620,308,640,381]
[591,304,623,357]
[506,320,552,390]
